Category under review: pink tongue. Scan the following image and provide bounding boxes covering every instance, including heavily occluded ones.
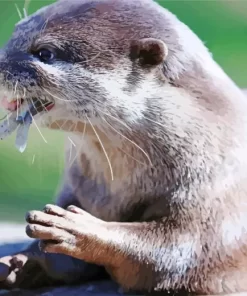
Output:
[1,97,18,111]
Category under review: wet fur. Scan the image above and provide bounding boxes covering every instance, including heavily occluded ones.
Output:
[0,0,247,294]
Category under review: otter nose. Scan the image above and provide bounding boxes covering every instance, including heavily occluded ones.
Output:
[4,51,37,82]
[0,49,37,85]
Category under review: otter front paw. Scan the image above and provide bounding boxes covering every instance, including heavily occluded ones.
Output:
[0,253,51,289]
[0,254,28,288]
[26,204,106,261]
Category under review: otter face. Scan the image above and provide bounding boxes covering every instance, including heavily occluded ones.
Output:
[0,0,207,133]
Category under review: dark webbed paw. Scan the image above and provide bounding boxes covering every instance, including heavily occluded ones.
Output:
[0,253,52,289]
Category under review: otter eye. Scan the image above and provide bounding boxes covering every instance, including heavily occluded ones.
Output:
[37,48,55,63]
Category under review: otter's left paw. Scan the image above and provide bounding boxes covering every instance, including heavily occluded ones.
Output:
[26,204,105,259]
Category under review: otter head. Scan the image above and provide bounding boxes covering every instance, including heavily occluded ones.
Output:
[0,0,212,133]
[0,0,243,190]
[1,0,235,177]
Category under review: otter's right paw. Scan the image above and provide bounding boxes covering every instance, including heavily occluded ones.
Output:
[0,254,29,289]
[0,253,53,290]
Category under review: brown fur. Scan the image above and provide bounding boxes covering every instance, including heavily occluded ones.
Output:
[0,0,247,295]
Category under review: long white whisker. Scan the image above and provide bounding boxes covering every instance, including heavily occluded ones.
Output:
[96,108,131,131]
[23,0,31,17]
[30,115,48,144]
[7,84,15,127]
[16,95,20,118]
[58,119,70,131]
[86,115,114,181]
[102,117,152,166]
[40,17,50,35]
[143,116,167,129]
[68,136,76,147]
[14,3,23,20]
[78,52,102,65]
[69,121,87,167]
[69,140,73,163]
[68,136,76,163]
[37,98,50,115]
[23,87,26,99]
[42,88,77,102]
[118,147,147,166]
[32,154,36,165]
[14,81,18,95]
[14,81,19,118]
[23,8,27,18]
[6,112,11,127]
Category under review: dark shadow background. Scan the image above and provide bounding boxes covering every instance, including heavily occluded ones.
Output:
[0,0,246,221]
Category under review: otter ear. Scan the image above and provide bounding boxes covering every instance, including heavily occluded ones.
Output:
[130,38,168,67]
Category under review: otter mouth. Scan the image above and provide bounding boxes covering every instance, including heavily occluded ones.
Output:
[0,96,55,153]
[1,97,54,115]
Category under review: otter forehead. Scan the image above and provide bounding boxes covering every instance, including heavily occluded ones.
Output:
[6,13,46,52]
[7,0,177,55]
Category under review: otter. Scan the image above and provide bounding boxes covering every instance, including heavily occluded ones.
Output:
[0,0,247,295]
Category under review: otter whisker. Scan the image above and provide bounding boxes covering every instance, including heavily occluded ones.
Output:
[86,115,114,181]
[68,135,76,163]
[23,8,27,18]
[32,154,36,165]
[23,0,31,17]
[69,120,87,167]
[42,88,77,102]
[6,112,12,128]
[57,119,70,131]
[30,114,47,144]
[78,52,102,65]
[40,18,49,35]
[118,146,148,167]
[101,117,152,167]
[68,136,76,147]
[39,9,60,36]
[37,98,48,111]
[14,81,18,95]
[18,88,29,124]
[16,95,20,118]
[14,81,20,118]
[68,138,73,163]
[32,96,51,116]
[143,115,168,130]
[6,83,15,127]
[28,98,40,115]
[96,108,131,131]
[14,3,23,20]
[69,143,72,163]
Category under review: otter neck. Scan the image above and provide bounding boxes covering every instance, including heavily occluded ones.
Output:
[49,119,148,187]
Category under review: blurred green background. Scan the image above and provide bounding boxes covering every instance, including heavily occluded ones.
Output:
[0,0,246,222]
